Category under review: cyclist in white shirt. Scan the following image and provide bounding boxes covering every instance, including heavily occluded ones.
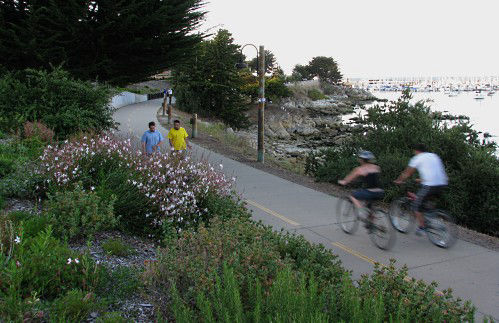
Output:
[394,144,448,235]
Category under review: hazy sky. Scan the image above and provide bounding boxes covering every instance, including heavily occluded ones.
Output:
[203,0,499,78]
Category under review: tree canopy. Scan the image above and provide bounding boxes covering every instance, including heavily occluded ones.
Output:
[172,29,249,129]
[291,56,343,84]
[248,50,278,74]
[0,0,207,85]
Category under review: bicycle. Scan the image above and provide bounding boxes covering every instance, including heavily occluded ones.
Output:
[389,184,456,248]
[336,193,396,250]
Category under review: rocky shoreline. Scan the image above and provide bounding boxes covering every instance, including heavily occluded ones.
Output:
[232,86,376,161]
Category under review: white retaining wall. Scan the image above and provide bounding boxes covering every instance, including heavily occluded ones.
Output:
[110,91,149,109]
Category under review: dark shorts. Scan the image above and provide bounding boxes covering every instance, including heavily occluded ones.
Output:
[412,185,447,212]
[352,189,384,201]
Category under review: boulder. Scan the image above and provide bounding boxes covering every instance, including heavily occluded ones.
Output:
[268,121,291,139]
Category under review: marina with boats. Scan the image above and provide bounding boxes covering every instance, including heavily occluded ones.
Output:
[349,76,499,99]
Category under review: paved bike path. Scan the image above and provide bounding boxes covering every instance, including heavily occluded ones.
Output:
[114,99,498,320]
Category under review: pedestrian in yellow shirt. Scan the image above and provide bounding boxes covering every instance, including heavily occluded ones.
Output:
[168,120,191,152]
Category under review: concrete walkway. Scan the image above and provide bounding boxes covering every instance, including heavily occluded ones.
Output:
[114,99,498,320]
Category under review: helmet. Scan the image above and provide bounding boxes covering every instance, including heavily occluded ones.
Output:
[358,150,375,161]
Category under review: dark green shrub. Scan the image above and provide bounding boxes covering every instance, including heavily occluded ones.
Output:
[266,77,292,102]
[307,88,327,101]
[0,155,15,178]
[44,184,118,240]
[50,289,103,322]
[306,91,499,235]
[0,67,115,138]
[0,195,4,210]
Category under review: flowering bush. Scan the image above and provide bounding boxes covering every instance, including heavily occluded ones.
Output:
[37,134,233,235]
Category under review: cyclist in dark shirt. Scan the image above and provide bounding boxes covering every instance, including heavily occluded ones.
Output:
[338,151,384,211]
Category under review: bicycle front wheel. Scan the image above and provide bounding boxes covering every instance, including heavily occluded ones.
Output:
[369,209,396,250]
[336,197,359,234]
[425,210,457,248]
[389,197,415,233]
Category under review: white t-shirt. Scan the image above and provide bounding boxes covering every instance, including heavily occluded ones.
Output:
[408,152,448,186]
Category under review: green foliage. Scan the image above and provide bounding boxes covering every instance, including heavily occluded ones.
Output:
[307,88,327,101]
[101,238,135,257]
[0,68,115,137]
[239,74,291,104]
[144,216,345,319]
[50,289,103,322]
[7,211,51,239]
[0,226,103,321]
[196,192,251,224]
[0,0,206,85]
[0,213,16,258]
[355,261,475,322]
[292,56,343,84]
[266,77,292,101]
[306,91,499,235]
[248,49,278,74]
[0,137,45,199]
[87,157,155,235]
[44,185,118,240]
[167,260,474,322]
[173,29,250,129]
[0,155,15,178]
[96,266,142,305]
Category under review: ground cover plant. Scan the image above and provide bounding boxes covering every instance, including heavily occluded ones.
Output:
[306,90,499,236]
[0,220,105,321]
[101,238,135,257]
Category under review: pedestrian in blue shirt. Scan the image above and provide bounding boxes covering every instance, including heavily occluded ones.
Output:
[141,121,164,155]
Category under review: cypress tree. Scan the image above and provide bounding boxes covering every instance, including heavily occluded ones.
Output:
[0,0,206,85]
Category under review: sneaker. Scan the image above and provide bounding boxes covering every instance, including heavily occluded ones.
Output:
[415,226,426,236]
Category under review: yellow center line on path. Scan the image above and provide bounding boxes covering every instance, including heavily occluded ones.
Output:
[240,199,445,296]
[332,241,382,266]
[245,199,300,226]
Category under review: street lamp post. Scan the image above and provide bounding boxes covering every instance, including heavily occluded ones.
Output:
[237,44,265,163]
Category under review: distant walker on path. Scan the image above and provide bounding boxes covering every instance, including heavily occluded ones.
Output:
[168,120,191,153]
[141,121,164,155]
[167,88,173,105]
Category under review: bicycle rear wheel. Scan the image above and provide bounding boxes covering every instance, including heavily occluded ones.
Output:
[389,197,415,233]
[425,210,456,248]
[369,208,396,250]
[336,197,359,234]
